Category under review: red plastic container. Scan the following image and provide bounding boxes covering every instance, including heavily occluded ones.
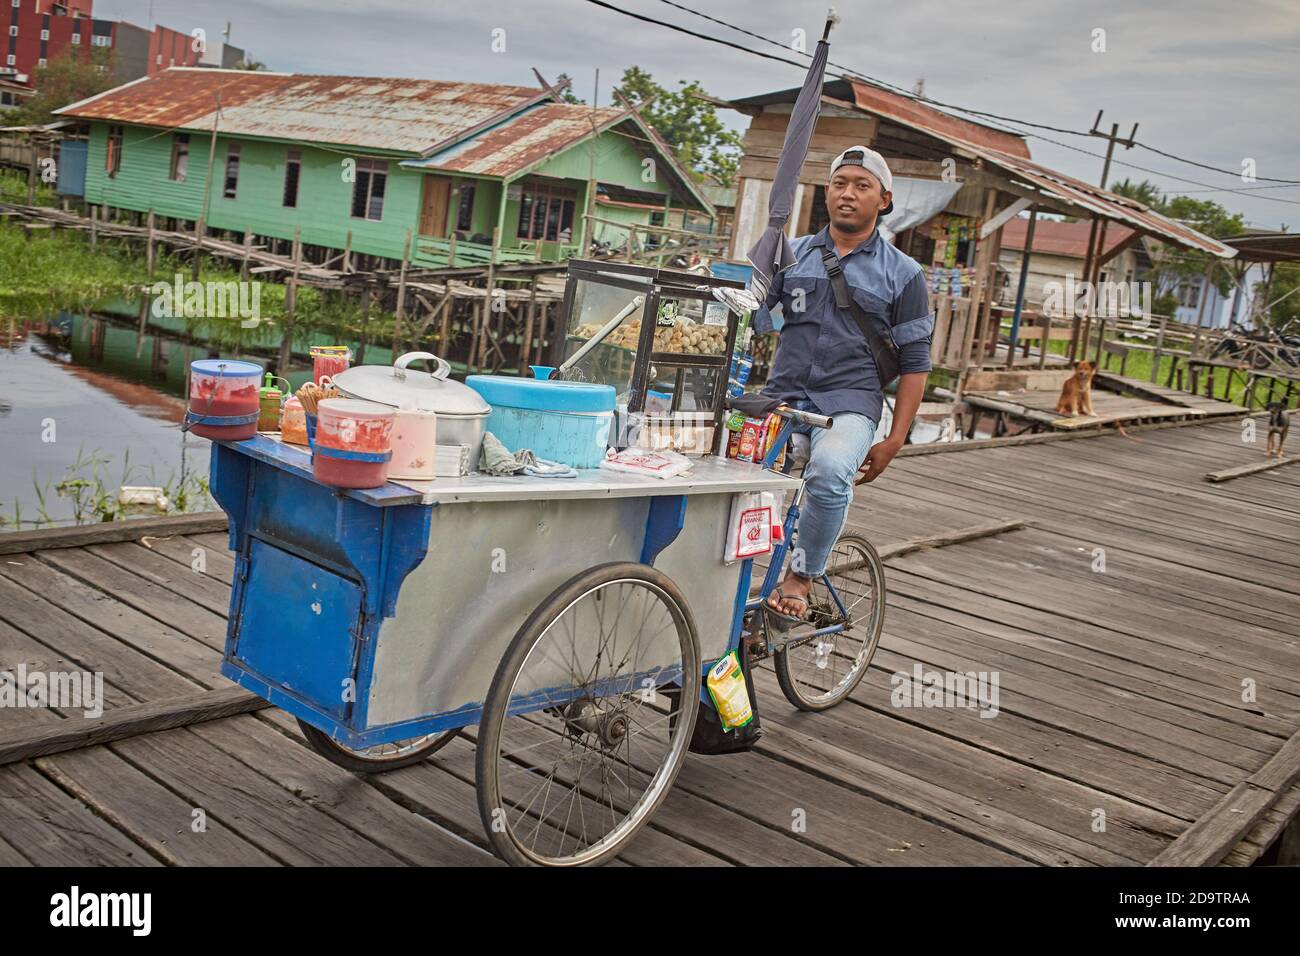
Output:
[312,399,395,489]
[187,360,263,441]
[311,345,351,385]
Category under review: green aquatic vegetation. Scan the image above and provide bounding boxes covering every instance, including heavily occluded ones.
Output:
[0,445,214,531]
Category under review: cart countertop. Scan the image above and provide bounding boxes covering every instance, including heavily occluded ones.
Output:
[224,434,800,507]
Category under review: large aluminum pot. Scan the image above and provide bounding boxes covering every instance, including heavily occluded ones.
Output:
[330,352,490,473]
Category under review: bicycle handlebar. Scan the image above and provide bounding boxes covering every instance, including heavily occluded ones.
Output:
[776,406,833,430]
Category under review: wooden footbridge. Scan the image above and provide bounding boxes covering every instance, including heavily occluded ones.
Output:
[1,418,1298,866]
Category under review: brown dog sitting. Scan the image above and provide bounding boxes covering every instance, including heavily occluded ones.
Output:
[1055,360,1097,417]
[1266,402,1290,460]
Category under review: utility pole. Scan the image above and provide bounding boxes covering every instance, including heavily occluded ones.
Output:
[1073,110,1138,360]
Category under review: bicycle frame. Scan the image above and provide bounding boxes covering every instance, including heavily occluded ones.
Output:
[725,413,852,658]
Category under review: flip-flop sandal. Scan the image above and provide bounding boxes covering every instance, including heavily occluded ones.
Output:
[764,587,810,633]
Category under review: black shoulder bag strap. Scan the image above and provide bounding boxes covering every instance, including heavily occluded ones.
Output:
[820,246,900,387]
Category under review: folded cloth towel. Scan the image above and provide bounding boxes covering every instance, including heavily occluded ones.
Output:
[480,431,578,478]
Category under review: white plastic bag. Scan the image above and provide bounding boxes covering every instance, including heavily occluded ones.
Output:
[599,446,693,480]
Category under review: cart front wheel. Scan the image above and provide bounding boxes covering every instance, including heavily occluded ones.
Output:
[297,720,459,773]
[476,562,701,867]
[775,532,885,711]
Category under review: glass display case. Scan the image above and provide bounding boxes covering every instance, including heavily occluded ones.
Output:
[551,260,747,454]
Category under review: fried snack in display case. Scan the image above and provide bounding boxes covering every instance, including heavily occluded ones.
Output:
[553,261,747,451]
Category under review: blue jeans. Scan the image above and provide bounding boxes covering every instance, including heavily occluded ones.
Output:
[788,398,877,578]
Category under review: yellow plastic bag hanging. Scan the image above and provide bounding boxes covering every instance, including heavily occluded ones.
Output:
[706,650,754,731]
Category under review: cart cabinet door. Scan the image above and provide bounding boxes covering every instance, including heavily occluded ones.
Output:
[233,538,363,720]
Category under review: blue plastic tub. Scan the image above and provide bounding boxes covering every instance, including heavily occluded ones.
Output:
[465,375,616,468]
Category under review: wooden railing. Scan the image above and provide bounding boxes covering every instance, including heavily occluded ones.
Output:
[413,235,580,268]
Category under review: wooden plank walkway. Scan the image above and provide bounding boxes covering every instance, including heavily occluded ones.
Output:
[0,418,1297,866]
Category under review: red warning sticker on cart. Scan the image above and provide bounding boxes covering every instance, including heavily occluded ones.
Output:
[733,506,773,559]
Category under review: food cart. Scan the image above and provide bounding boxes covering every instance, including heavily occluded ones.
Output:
[210,261,882,866]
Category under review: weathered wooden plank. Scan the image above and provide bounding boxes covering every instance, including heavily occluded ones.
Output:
[88,540,233,617]
[1205,457,1299,483]
[749,671,1177,863]
[0,558,224,687]
[0,763,160,866]
[191,714,497,867]
[0,574,204,703]
[37,548,228,650]
[110,726,408,866]
[37,744,281,866]
[0,686,266,766]
[0,512,227,556]
[1149,751,1294,870]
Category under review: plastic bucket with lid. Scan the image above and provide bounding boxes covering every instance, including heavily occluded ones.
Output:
[465,375,615,468]
[187,359,263,441]
[312,398,395,489]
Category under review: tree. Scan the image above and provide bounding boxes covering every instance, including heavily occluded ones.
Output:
[9,47,116,126]
[1261,261,1300,332]
[613,67,742,186]
[233,58,266,71]
[554,73,584,104]
[1144,194,1245,305]
[1109,177,1164,208]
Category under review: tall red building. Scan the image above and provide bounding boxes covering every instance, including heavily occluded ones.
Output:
[3,0,202,88]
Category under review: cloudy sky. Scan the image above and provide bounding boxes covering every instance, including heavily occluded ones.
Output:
[97,0,1300,229]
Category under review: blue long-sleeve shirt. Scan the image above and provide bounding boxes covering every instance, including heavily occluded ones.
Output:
[753,226,934,425]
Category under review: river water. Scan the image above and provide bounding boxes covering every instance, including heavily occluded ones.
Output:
[0,313,213,529]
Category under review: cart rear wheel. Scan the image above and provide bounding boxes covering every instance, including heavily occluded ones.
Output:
[476,562,700,867]
[297,720,458,773]
[774,533,884,711]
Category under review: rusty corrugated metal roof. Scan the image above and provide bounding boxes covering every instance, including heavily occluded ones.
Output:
[421,103,626,176]
[834,78,1233,257]
[1001,218,1136,258]
[845,78,1032,159]
[55,68,544,154]
[975,149,1237,258]
[406,102,715,213]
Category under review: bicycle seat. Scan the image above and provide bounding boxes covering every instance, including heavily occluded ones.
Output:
[727,394,784,418]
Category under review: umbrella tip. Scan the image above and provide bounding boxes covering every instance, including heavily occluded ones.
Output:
[823,8,839,39]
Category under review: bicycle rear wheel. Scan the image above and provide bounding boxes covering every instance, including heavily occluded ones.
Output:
[775,532,885,711]
[475,562,700,867]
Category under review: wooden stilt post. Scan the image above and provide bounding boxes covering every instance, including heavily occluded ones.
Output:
[394,229,411,356]
[278,226,301,375]
[192,217,205,282]
[145,209,156,276]
[468,298,483,374]
[240,228,252,281]
[437,291,452,351]
[89,205,97,249]
[520,275,539,372]
[343,230,353,273]
[1151,314,1167,383]
[356,285,371,365]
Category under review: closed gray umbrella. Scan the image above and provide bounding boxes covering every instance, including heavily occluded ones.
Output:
[746,12,836,302]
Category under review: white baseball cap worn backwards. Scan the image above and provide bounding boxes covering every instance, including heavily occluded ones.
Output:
[830,145,894,215]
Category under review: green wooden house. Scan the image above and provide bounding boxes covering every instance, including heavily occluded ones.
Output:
[55,68,714,267]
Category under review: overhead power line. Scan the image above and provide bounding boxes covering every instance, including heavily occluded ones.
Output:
[583,0,1300,189]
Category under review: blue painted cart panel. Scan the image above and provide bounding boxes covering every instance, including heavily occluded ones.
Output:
[233,539,363,720]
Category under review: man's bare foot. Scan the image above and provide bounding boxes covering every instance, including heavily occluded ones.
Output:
[767,571,812,619]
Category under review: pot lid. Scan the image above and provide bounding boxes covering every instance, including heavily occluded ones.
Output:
[331,352,490,417]
[466,375,615,413]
